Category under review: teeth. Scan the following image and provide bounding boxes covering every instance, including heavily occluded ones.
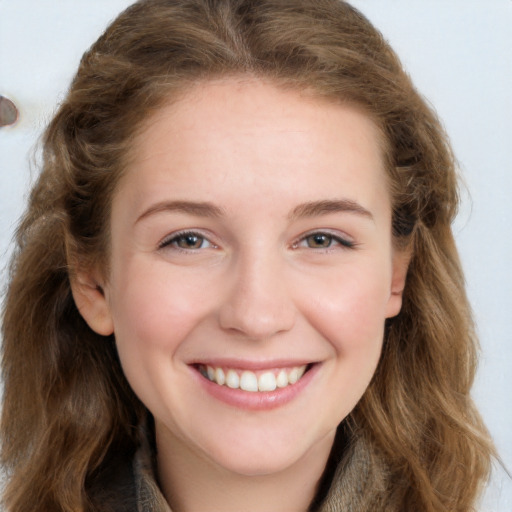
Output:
[240,371,259,392]
[276,370,288,388]
[215,367,225,386]
[202,364,307,392]
[225,369,240,389]
[258,371,277,391]
[288,367,300,384]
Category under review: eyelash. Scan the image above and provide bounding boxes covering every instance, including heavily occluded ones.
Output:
[158,229,355,253]
[292,231,356,251]
[158,230,216,252]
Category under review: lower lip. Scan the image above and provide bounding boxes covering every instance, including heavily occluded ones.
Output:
[192,364,319,411]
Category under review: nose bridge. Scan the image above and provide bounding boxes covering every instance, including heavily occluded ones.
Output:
[218,246,296,340]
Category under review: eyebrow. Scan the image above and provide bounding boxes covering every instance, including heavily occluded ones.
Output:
[288,199,374,221]
[135,198,373,225]
[135,200,225,224]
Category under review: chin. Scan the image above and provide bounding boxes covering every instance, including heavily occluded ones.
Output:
[194,423,334,478]
[208,446,305,477]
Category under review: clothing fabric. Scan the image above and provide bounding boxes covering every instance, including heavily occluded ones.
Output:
[98,418,508,511]
[130,425,387,512]
[134,433,172,512]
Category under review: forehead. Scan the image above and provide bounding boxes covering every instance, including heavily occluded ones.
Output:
[134,77,385,156]
[116,77,389,214]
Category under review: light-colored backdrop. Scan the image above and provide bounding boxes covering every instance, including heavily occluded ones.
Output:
[1,1,510,510]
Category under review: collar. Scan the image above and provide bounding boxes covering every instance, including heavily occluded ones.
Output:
[133,425,172,512]
[132,423,381,512]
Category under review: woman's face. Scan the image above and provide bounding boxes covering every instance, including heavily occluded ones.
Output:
[85,78,408,477]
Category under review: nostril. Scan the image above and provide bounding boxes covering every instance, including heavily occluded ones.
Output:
[218,263,296,339]
[218,301,295,340]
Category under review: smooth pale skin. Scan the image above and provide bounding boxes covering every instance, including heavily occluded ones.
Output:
[73,78,410,512]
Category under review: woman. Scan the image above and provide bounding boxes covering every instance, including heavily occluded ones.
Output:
[1,0,496,510]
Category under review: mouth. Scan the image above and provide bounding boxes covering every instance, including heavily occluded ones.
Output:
[191,361,318,410]
[196,364,310,392]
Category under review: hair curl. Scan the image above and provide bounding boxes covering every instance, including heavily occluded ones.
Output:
[1,1,494,510]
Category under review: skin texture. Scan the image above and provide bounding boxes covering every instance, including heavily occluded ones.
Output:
[73,78,409,512]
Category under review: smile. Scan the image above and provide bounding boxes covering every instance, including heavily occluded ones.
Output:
[197,364,308,392]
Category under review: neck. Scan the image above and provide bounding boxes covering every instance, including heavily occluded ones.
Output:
[155,422,335,512]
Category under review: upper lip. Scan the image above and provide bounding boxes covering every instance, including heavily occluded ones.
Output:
[189,358,316,371]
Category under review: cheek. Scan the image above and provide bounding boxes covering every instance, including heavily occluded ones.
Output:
[107,260,214,416]
[298,262,391,354]
[109,260,210,357]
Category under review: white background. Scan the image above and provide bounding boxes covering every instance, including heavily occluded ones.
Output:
[1,1,511,510]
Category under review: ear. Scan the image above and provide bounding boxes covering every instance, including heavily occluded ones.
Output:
[70,269,114,336]
[385,246,412,319]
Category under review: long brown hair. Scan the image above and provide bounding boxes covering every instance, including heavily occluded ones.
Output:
[1,1,494,510]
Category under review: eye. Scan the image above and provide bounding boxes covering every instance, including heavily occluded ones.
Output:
[159,231,215,251]
[294,231,355,250]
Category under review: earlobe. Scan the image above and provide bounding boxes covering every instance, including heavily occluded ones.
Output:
[385,247,412,319]
[70,270,114,336]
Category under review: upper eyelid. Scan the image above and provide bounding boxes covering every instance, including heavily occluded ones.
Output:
[293,228,355,245]
[157,228,355,249]
[158,229,217,249]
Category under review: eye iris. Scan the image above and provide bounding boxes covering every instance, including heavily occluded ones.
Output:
[177,234,203,249]
[308,234,332,248]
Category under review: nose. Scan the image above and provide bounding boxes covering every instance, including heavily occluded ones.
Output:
[218,251,296,340]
